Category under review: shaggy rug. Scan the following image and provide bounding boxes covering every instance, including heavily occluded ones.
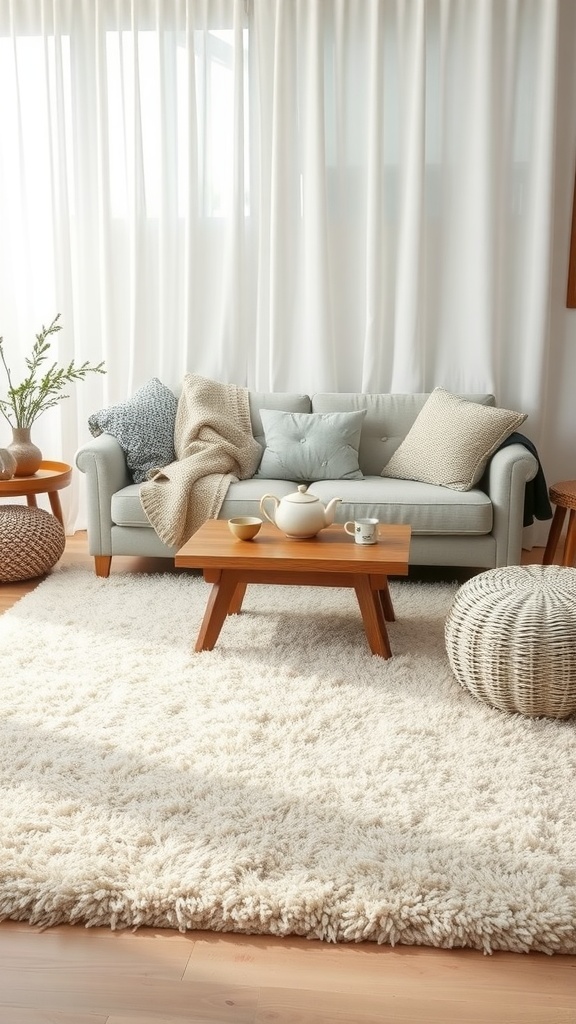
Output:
[0,566,575,954]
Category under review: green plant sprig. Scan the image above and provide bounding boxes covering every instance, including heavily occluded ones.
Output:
[0,314,106,429]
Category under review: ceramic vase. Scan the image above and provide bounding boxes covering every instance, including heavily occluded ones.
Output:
[0,446,18,480]
[7,427,43,476]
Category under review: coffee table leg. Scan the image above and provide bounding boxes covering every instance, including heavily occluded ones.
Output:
[26,495,38,510]
[353,574,392,658]
[195,571,241,652]
[378,578,395,622]
[228,582,247,614]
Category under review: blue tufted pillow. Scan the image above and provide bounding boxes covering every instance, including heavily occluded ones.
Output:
[256,408,366,481]
[88,378,177,483]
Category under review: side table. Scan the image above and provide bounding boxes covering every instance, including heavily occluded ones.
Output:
[542,479,576,567]
[0,460,72,527]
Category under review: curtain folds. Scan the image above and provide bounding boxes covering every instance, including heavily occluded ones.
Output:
[0,0,560,534]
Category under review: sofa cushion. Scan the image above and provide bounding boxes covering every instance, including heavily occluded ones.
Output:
[112,484,153,527]
[220,478,299,519]
[308,477,493,535]
[311,392,496,476]
[249,393,311,447]
[114,475,492,536]
[255,409,366,482]
[114,478,306,529]
[88,378,177,484]
[380,388,526,491]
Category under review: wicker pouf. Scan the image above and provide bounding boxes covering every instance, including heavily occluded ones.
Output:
[445,565,576,719]
[0,504,66,583]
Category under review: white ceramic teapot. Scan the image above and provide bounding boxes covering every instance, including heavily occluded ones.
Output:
[260,485,342,539]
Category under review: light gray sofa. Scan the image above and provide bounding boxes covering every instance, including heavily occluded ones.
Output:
[75,390,538,577]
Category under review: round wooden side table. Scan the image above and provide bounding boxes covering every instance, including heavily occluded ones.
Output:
[0,460,72,527]
[542,479,576,567]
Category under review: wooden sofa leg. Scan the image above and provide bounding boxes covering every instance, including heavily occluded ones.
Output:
[95,555,112,578]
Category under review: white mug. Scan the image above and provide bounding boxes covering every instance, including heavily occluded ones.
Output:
[344,518,379,545]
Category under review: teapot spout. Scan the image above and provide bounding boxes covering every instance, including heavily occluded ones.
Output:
[324,496,342,525]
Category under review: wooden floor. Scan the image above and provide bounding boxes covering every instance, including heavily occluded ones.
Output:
[0,534,574,1024]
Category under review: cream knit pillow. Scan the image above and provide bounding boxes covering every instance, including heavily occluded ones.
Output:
[381,387,527,491]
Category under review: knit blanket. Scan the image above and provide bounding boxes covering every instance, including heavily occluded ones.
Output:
[140,374,262,549]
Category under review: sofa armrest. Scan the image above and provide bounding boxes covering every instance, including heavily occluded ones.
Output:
[482,443,538,566]
[75,434,131,556]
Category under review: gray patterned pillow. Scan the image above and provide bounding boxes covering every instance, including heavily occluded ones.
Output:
[256,408,366,481]
[88,378,177,483]
[381,387,527,491]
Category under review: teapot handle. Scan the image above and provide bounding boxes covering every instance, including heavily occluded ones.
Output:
[260,494,279,526]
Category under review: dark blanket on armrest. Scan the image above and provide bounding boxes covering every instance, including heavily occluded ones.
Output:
[495,432,552,527]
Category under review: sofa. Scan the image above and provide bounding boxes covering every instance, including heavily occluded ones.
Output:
[75,386,539,578]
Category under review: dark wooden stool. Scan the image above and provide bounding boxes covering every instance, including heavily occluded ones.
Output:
[542,480,576,566]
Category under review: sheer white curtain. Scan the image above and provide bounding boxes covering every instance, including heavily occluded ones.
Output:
[0,0,559,533]
[252,0,558,403]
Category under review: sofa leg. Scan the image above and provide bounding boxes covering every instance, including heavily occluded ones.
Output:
[95,555,112,578]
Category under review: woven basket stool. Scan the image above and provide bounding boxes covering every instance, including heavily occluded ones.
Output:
[0,504,66,583]
[445,565,576,719]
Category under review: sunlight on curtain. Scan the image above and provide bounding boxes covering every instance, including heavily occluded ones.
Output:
[253,0,558,400]
[0,0,559,533]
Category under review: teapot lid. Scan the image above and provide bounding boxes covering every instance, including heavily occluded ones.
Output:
[285,484,319,503]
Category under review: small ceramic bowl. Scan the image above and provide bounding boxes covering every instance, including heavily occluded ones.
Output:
[228,516,263,541]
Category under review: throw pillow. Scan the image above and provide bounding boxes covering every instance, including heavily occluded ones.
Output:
[88,377,178,483]
[256,408,366,481]
[381,387,527,491]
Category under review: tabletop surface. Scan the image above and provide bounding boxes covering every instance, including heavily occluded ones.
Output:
[0,461,72,495]
[176,520,412,575]
[549,480,576,509]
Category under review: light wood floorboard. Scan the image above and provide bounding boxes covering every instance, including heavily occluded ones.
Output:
[0,533,574,1023]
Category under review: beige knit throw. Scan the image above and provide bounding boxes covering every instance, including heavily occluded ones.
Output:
[140,373,262,549]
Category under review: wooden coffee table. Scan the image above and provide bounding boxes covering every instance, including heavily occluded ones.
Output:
[0,460,72,527]
[175,521,411,658]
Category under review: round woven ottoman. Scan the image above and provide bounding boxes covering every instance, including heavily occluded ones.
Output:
[445,565,576,719]
[0,504,66,583]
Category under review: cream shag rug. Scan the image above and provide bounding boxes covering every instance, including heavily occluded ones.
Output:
[1,566,575,954]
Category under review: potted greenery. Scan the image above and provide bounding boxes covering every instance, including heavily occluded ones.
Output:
[0,314,105,477]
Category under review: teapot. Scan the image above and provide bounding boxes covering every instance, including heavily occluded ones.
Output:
[260,485,342,539]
